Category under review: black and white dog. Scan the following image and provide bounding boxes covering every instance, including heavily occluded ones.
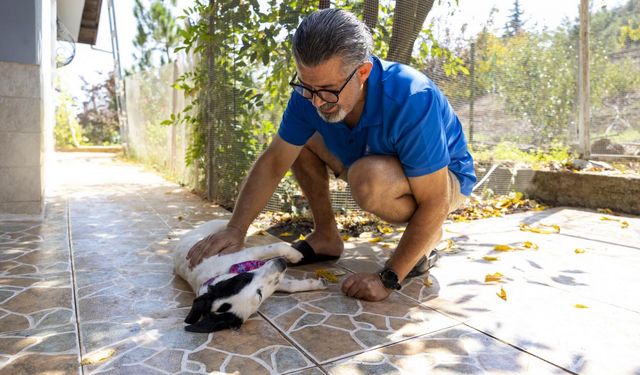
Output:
[174,220,327,333]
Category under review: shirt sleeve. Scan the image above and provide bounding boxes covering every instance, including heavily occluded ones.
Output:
[277,92,317,146]
[393,90,450,177]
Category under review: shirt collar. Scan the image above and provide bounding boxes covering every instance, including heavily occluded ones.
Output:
[357,55,384,128]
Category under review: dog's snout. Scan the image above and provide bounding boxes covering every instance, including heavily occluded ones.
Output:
[274,257,287,271]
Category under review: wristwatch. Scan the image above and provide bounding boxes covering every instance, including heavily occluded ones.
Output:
[378,267,402,290]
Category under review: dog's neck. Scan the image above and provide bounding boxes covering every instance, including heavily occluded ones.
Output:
[201,260,265,288]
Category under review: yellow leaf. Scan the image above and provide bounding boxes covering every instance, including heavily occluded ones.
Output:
[497,287,507,301]
[621,221,629,229]
[279,231,294,237]
[341,234,350,241]
[256,230,266,236]
[597,208,613,214]
[423,277,433,287]
[575,248,586,254]
[485,272,504,283]
[81,348,116,365]
[532,205,548,211]
[574,304,589,309]
[315,269,338,283]
[377,225,394,234]
[298,234,306,241]
[397,228,406,232]
[519,223,556,234]
[600,216,618,221]
[483,256,499,261]
[368,237,383,243]
[494,244,513,251]
[523,241,539,250]
[381,243,391,248]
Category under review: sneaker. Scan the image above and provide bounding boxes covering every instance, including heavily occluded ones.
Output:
[405,250,439,279]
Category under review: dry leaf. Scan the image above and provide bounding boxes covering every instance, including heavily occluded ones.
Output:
[519,223,557,234]
[600,216,618,222]
[80,349,116,365]
[497,287,507,301]
[256,230,266,236]
[597,208,613,214]
[341,234,350,241]
[279,232,294,237]
[315,269,338,283]
[485,272,504,283]
[298,234,306,241]
[377,225,394,234]
[574,304,589,309]
[177,216,183,221]
[423,277,433,287]
[621,221,629,229]
[523,241,539,250]
[575,248,586,254]
[368,237,383,243]
[494,244,513,251]
[483,256,500,261]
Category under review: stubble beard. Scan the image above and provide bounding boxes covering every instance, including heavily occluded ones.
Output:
[317,103,349,123]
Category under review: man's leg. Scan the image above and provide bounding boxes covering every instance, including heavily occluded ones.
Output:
[290,133,344,256]
[347,155,417,223]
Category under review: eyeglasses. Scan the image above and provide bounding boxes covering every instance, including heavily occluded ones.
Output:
[289,66,360,104]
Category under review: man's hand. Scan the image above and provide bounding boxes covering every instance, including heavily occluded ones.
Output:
[341,272,392,301]
[186,226,245,269]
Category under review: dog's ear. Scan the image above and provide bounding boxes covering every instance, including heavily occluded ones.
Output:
[184,312,243,333]
[184,294,212,324]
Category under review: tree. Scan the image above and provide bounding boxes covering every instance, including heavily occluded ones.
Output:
[54,79,84,149]
[77,73,120,145]
[131,0,180,72]
[503,0,525,37]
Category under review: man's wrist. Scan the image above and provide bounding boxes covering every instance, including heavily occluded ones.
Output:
[378,267,402,290]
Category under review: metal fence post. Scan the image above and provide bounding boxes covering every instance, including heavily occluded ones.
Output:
[577,0,591,158]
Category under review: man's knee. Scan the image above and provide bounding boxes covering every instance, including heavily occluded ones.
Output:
[347,156,393,211]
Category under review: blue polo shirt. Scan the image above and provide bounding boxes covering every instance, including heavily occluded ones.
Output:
[278,56,476,196]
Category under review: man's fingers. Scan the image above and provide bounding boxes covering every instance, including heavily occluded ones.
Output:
[341,274,356,294]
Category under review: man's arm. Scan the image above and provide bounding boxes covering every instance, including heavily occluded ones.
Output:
[187,135,302,268]
[387,167,450,282]
[342,167,450,301]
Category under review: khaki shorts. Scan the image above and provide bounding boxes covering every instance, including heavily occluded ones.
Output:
[447,170,467,213]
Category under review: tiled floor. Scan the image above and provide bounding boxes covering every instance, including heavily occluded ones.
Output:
[1,152,639,374]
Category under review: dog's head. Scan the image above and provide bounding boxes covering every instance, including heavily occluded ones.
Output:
[183,257,287,333]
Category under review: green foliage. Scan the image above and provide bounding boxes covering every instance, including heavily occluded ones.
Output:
[131,0,181,73]
[470,141,575,168]
[77,73,120,145]
[54,85,85,149]
[619,20,640,48]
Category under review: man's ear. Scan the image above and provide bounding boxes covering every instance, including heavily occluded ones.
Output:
[184,312,243,333]
[184,294,212,324]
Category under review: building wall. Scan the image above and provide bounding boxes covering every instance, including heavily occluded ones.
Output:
[0,0,55,218]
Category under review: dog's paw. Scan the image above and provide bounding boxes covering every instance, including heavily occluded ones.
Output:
[281,245,303,264]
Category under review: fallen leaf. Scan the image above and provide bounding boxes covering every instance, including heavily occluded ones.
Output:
[574,304,589,309]
[298,234,306,240]
[279,232,294,237]
[256,230,266,236]
[341,234,350,241]
[519,223,557,234]
[177,216,183,221]
[483,256,500,261]
[600,216,619,222]
[497,287,507,301]
[368,237,383,243]
[81,349,116,365]
[485,272,504,283]
[377,225,394,234]
[315,269,338,283]
[621,221,629,229]
[423,277,433,287]
[523,241,539,250]
[575,248,586,254]
[494,244,514,251]
[597,208,613,214]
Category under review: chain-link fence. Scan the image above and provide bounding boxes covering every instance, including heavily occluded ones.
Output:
[125,55,201,188]
[124,0,640,211]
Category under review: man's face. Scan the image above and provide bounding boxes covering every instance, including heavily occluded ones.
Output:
[295,56,367,123]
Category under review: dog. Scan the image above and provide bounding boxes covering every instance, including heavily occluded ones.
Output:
[174,219,327,333]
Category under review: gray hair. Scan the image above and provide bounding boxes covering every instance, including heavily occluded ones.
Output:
[293,9,373,72]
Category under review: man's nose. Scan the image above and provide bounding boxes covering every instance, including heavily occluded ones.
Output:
[312,93,327,108]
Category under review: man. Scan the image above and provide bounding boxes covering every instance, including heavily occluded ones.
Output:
[187,8,476,301]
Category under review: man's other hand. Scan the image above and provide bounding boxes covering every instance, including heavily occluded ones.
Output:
[186,226,245,269]
[341,272,392,301]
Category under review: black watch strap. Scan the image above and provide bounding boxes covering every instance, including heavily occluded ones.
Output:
[379,267,401,290]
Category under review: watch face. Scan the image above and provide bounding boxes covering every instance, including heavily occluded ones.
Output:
[380,268,399,289]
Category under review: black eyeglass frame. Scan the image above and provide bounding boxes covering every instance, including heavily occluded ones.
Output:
[288,65,360,104]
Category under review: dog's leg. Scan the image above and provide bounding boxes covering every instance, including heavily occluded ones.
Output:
[240,243,303,264]
[277,276,327,293]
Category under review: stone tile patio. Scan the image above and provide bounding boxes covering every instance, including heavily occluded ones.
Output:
[1,152,638,374]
